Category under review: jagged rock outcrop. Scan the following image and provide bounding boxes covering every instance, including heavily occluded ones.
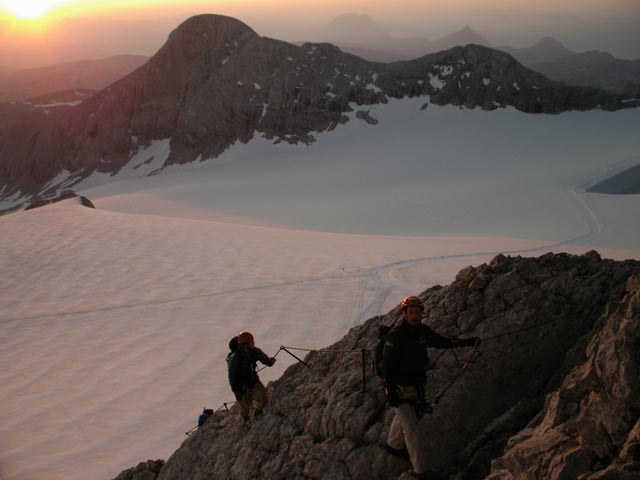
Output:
[112,460,165,480]
[1,14,638,209]
[116,251,640,480]
[486,274,640,480]
[24,190,95,210]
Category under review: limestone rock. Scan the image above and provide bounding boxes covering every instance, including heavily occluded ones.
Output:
[111,252,640,480]
[24,190,95,210]
[356,110,379,124]
[485,272,640,480]
[112,460,164,480]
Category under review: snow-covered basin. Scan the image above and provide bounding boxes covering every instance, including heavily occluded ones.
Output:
[1,98,640,480]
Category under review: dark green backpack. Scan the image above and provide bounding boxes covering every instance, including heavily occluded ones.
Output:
[372,325,392,378]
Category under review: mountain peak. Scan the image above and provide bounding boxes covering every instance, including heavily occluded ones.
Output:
[534,36,566,49]
[168,14,258,45]
[141,13,259,90]
[320,12,391,43]
[332,12,374,22]
[432,25,490,49]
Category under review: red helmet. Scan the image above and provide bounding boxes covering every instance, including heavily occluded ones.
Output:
[237,331,255,348]
[401,295,424,311]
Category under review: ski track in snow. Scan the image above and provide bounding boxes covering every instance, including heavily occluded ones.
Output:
[0,269,373,326]
[363,159,634,319]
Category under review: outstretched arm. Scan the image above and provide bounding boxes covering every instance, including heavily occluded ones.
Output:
[425,326,480,349]
[255,348,276,366]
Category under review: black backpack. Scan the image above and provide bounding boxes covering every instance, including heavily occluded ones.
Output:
[226,335,239,363]
[228,335,238,353]
[372,325,393,378]
[198,408,214,427]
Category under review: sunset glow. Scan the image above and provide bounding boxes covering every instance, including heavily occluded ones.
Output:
[0,0,65,19]
[0,0,637,70]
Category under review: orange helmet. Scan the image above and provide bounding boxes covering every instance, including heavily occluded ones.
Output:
[237,331,255,348]
[401,295,424,311]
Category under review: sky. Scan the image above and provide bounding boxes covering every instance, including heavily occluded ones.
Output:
[0,0,638,69]
[1,0,638,19]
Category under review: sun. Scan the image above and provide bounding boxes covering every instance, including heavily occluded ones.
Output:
[0,0,63,20]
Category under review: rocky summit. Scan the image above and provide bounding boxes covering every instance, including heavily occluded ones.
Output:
[115,251,640,480]
[1,14,638,210]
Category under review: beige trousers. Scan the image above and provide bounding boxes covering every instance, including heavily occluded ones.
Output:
[238,381,268,419]
[387,385,428,474]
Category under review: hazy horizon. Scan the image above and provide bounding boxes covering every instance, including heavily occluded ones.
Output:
[0,1,639,69]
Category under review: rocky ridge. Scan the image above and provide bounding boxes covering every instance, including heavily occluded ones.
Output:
[0,55,149,102]
[497,37,576,69]
[532,51,640,96]
[116,251,640,480]
[1,14,638,210]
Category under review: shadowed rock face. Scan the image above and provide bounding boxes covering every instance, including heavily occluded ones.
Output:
[587,164,640,195]
[0,102,77,198]
[532,52,640,96]
[487,275,640,480]
[119,252,640,480]
[1,14,638,207]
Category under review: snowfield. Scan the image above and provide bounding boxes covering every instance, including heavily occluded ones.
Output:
[1,98,639,480]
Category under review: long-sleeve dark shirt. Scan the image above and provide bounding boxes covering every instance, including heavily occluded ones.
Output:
[382,320,457,386]
[227,347,274,394]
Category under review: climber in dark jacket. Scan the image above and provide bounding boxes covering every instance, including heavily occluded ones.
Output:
[382,295,479,479]
[227,331,276,420]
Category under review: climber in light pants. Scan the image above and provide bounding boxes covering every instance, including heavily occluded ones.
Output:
[382,296,479,479]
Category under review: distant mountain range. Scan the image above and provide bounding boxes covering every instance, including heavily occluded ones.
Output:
[1,14,637,102]
[0,55,149,102]
[314,13,640,95]
[0,14,637,211]
[318,12,393,45]
[497,37,576,67]
[314,13,490,62]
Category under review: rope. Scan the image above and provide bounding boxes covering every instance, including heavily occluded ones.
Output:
[430,347,482,406]
[206,344,369,423]
[280,345,367,354]
[256,346,284,372]
[428,292,626,406]
[196,292,627,430]
[481,293,625,342]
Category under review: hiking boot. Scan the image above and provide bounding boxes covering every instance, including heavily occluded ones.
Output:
[385,443,410,461]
